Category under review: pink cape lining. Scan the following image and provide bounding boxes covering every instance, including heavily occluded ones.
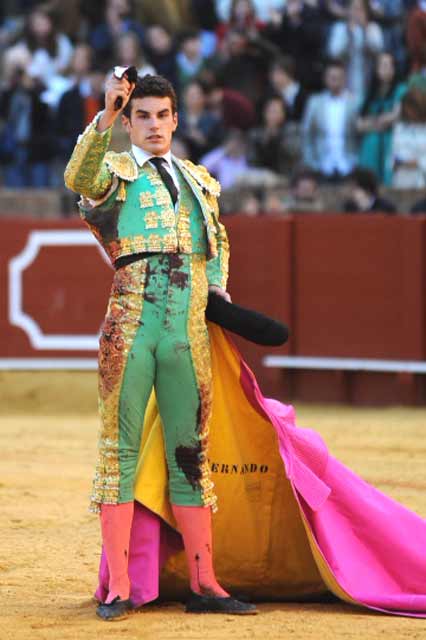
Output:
[96,334,426,617]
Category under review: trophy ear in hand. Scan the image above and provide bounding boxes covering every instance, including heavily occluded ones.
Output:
[113,65,138,111]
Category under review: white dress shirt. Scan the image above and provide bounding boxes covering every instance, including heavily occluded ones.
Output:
[321,93,352,176]
[131,145,180,194]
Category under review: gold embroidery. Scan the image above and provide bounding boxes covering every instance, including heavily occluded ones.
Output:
[117,180,127,202]
[146,234,162,252]
[64,114,112,199]
[106,233,182,261]
[144,211,159,229]
[187,255,217,511]
[160,209,175,228]
[217,220,229,289]
[105,151,138,182]
[179,158,221,197]
[178,204,191,219]
[120,237,132,254]
[90,260,146,512]
[161,231,178,252]
[139,191,155,207]
[155,191,171,207]
[147,174,163,188]
[177,202,192,253]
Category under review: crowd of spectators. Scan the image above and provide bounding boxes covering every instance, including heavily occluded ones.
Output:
[1,0,426,215]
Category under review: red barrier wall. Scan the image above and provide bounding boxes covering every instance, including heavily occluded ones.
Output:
[1,215,425,405]
[0,219,111,358]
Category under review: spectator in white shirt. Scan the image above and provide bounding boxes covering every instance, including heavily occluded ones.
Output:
[392,89,426,188]
[302,60,359,179]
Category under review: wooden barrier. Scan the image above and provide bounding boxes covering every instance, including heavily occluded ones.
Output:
[0,214,425,405]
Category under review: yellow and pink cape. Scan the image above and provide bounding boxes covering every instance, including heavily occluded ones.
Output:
[97,325,426,617]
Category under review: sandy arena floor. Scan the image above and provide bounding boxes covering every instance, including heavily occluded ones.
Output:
[1,372,426,640]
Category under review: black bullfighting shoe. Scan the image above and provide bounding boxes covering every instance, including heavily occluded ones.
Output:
[185,592,258,615]
[96,596,134,621]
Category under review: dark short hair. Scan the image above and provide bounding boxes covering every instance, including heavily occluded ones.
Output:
[178,28,201,45]
[325,58,345,73]
[123,74,178,117]
[349,167,378,196]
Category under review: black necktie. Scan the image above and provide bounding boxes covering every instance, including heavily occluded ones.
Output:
[150,157,178,206]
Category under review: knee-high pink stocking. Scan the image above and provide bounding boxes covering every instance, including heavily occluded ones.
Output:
[172,504,229,597]
[100,502,134,603]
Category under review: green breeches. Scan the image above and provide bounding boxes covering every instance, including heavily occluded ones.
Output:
[90,253,215,512]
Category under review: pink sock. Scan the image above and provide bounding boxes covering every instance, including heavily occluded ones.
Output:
[172,504,229,598]
[100,502,134,603]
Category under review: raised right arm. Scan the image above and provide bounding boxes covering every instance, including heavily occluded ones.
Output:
[64,116,114,199]
[64,73,135,200]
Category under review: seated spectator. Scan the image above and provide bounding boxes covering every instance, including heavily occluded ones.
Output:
[178,80,225,162]
[357,52,406,185]
[406,1,426,72]
[0,68,54,188]
[302,61,359,180]
[3,6,74,87]
[201,129,250,189]
[90,0,144,69]
[143,25,178,89]
[343,167,396,212]
[205,80,256,130]
[392,89,426,188]
[410,196,426,214]
[56,45,105,162]
[240,190,263,215]
[176,30,208,90]
[328,0,384,105]
[214,28,275,105]
[113,32,156,78]
[264,0,324,91]
[268,56,308,122]
[247,95,300,174]
[282,167,325,212]
[262,190,287,214]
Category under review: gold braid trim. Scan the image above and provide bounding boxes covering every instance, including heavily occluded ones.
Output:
[188,255,217,512]
[90,260,146,513]
[204,192,230,290]
[180,159,221,197]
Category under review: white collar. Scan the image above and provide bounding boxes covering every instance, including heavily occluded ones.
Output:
[131,145,174,169]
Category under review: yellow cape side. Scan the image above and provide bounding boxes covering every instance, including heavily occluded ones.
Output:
[134,324,360,602]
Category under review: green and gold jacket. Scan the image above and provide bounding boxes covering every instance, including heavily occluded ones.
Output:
[64,114,229,289]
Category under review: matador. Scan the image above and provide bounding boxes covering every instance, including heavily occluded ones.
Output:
[64,73,257,620]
